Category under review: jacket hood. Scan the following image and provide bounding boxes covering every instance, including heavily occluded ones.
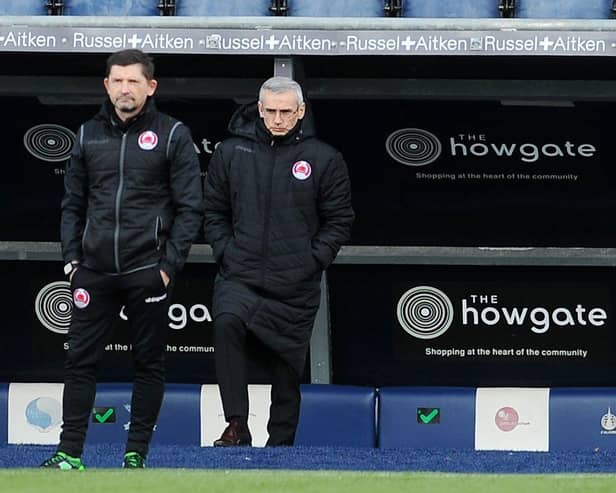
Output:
[227,100,317,141]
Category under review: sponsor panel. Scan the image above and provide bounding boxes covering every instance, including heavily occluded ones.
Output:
[0,96,232,242]
[8,383,63,444]
[329,264,616,387]
[475,388,549,451]
[0,27,612,56]
[0,261,223,384]
[313,98,614,247]
[200,384,271,447]
[394,281,610,365]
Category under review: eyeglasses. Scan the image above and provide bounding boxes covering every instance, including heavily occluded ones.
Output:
[262,108,299,120]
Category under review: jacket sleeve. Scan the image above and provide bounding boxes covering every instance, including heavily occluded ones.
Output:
[160,122,204,279]
[60,124,88,265]
[203,144,233,264]
[312,151,355,269]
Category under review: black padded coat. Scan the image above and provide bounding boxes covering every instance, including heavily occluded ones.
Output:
[203,102,354,374]
[61,99,203,280]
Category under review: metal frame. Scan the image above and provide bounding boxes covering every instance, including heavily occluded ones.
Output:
[158,0,176,16]
[45,0,64,15]
[270,0,288,16]
[498,0,516,18]
[384,0,404,17]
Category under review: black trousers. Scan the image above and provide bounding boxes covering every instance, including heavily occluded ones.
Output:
[215,313,301,446]
[59,266,170,458]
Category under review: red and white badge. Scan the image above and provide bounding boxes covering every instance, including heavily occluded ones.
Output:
[138,130,158,150]
[73,288,91,309]
[292,160,312,180]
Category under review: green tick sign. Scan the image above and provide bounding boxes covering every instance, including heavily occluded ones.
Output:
[417,408,440,424]
[92,407,116,424]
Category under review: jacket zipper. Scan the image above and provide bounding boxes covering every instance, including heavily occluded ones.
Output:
[114,132,128,273]
[260,140,276,287]
[155,216,162,250]
[81,219,90,252]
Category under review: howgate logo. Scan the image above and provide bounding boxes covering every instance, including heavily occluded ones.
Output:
[397,286,608,339]
[35,281,72,334]
[386,128,597,165]
[24,123,76,163]
[385,128,442,166]
[396,286,454,339]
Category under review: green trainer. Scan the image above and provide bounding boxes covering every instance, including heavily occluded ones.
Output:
[40,451,85,470]
[122,451,146,469]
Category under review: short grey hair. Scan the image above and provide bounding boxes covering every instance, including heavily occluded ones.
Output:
[259,76,304,106]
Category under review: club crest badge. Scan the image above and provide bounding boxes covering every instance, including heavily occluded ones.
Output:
[292,160,312,180]
[138,131,158,151]
[73,288,91,309]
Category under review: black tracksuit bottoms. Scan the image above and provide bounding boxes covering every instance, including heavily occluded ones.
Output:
[215,313,301,446]
[58,266,170,458]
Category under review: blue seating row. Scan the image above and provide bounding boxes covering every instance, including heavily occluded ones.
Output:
[2,0,614,19]
[4,383,616,450]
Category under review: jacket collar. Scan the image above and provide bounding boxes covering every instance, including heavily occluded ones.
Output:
[228,100,315,144]
[97,97,155,132]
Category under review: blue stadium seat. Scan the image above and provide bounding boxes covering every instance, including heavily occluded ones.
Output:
[0,1,49,15]
[0,384,7,445]
[550,388,616,451]
[290,0,384,17]
[403,0,500,18]
[176,0,272,16]
[378,387,476,449]
[295,384,377,447]
[515,0,612,19]
[64,0,160,16]
[86,383,202,445]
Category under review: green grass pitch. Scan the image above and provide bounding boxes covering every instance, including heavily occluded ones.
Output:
[2,470,616,493]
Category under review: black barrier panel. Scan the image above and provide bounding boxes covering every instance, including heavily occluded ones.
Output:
[6,94,616,247]
[328,264,616,386]
[0,260,278,384]
[0,95,236,241]
[311,99,616,247]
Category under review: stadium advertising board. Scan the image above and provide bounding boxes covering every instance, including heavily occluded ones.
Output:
[312,99,614,247]
[0,96,232,241]
[0,25,613,57]
[0,261,219,383]
[329,264,616,387]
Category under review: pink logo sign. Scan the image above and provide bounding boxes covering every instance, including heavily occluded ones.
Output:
[138,130,158,151]
[292,160,312,180]
[73,288,91,309]
[495,406,520,432]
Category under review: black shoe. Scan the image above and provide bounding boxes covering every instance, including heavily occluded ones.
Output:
[213,419,252,447]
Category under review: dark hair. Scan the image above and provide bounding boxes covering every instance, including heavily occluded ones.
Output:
[105,49,155,80]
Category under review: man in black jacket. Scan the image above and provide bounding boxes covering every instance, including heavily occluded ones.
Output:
[204,77,354,447]
[41,49,203,469]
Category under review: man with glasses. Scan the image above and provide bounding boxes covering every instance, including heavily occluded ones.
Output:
[204,77,354,446]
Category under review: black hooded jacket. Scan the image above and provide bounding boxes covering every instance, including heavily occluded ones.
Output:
[203,101,354,372]
[61,98,203,279]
